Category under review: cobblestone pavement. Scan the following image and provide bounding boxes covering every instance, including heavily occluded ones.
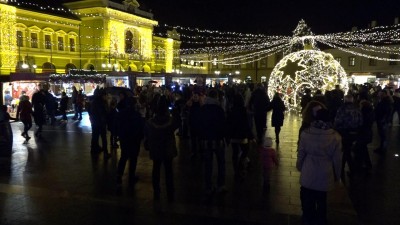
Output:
[0,112,399,225]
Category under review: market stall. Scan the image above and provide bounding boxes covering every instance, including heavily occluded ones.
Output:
[2,73,49,116]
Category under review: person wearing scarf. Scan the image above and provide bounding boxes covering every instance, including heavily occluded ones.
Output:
[297,108,342,225]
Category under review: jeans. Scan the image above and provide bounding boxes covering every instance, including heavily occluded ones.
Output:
[203,145,226,191]
[152,158,174,198]
[117,138,141,180]
[21,119,32,135]
[91,123,107,152]
[254,112,267,141]
[231,143,249,175]
[300,186,327,225]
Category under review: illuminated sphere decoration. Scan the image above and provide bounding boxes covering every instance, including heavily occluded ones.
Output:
[268,50,348,112]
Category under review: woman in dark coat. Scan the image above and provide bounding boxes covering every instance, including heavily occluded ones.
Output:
[270,93,286,144]
[226,93,253,179]
[145,95,179,201]
[32,90,46,137]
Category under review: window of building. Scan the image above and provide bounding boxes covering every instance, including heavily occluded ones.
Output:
[260,58,267,68]
[45,35,51,49]
[31,33,38,48]
[69,38,75,52]
[389,54,398,65]
[58,36,64,51]
[17,31,23,47]
[348,57,355,66]
[335,57,342,64]
[369,57,377,66]
[125,31,133,53]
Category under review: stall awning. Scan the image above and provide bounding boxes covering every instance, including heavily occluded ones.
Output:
[10,73,49,82]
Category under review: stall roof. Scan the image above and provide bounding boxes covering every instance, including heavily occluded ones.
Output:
[10,73,49,82]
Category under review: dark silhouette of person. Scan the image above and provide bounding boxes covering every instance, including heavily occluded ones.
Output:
[270,93,286,144]
[32,89,46,137]
[226,93,253,180]
[249,83,270,143]
[88,90,110,159]
[116,97,144,186]
[145,95,179,201]
[59,91,69,121]
[199,89,227,195]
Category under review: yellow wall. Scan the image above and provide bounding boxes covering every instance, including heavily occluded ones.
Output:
[0,3,179,75]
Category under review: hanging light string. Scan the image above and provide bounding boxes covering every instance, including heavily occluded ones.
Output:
[198,43,290,63]
[317,38,400,55]
[318,39,400,61]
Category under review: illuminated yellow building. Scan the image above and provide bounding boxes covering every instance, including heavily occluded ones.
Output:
[0,0,180,75]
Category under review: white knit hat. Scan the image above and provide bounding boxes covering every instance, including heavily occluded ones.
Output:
[263,137,273,147]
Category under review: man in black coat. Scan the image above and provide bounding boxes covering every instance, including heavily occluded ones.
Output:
[116,97,144,185]
[199,89,227,195]
[374,89,393,154]
[249,84,270,143]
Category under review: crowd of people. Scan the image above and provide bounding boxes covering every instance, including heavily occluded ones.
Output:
[2,80,400,225]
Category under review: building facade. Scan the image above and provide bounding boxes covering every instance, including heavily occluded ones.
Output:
[0,0,180,75]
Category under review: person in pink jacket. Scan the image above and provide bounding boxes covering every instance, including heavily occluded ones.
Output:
[297,108,342,225]
[258,137,279,192]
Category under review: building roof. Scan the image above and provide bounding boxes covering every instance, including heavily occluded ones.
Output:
[5,0,80,20]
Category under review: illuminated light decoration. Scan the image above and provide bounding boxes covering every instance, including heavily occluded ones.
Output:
[49,73,106,84]
[0,4,17,72]
[164,38,174,72]
[268,50,348,112]
[180,64,206,70]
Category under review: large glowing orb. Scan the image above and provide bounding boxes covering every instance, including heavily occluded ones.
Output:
[268,50,348,112]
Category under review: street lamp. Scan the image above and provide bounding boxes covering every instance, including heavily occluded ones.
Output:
[215,70,220,75]
[235,71,240,75]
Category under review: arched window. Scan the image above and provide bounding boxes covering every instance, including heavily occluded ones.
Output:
[42,62,55,69]
[125,31,133,53]
[86,64,95,71]
[65,63,76,73]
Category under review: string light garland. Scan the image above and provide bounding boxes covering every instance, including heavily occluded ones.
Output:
[49,73,106,84]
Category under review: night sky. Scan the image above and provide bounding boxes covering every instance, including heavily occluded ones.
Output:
[58,0,400,35]
[138,0,400,35]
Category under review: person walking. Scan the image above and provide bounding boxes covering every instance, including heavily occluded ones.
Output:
[75,90,84,120]
[226,93,253,180]
[187,91,203,159]
[334,94,363,179]
[145,95,179,201]
[88,90,110,159]
[199,89,227,195]
[59,91,69,121]
[71,86,78,120]
[354,99,374,171]
[116,97,144,186]
[270,92,285,144]
[32,89,46,137]
[259,137,279,192]
[249,83,270,143]
[17,95,33,141]
[297,108,342,225]
[374,89,393,154]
